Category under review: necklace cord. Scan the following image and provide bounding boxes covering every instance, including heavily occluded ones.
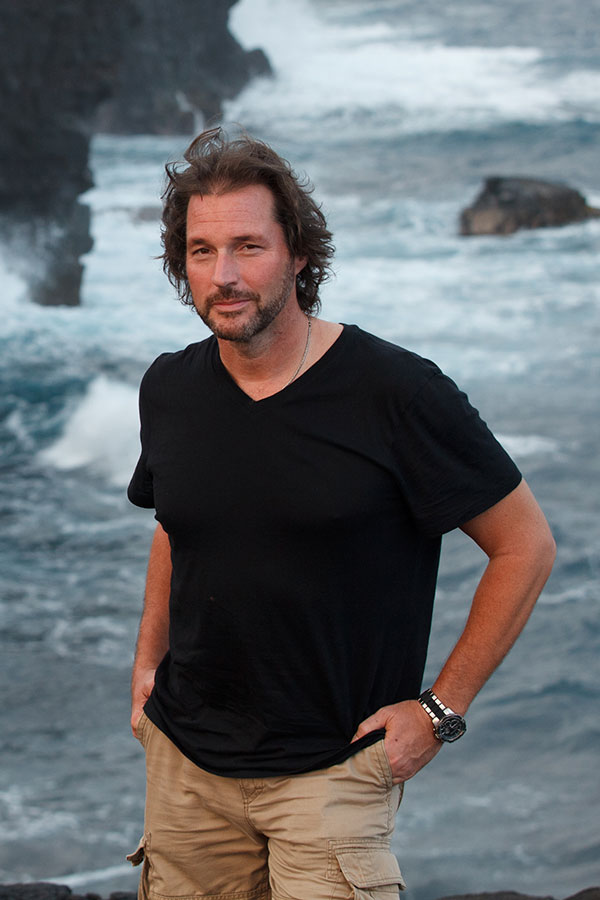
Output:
[283,316,312,388]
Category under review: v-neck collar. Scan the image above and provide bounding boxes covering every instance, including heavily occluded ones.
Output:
[210,324,352,409]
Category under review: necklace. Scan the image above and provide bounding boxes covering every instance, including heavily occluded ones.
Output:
[283,315,312,388]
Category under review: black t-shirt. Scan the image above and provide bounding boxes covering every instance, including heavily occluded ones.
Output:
[128,324,521,776]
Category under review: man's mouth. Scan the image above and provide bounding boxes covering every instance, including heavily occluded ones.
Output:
[211,298,251,312]
[208,291,259,314]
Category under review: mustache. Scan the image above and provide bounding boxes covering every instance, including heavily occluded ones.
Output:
[206,288,260,304]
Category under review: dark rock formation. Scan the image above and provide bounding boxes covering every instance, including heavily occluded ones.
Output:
[439,891,600,900]
[96,0,271,135]
[0,0,269,306]
[0,887,134,900]
[0,0,137,305]
[2,886,598,900]
[460,176,600,236]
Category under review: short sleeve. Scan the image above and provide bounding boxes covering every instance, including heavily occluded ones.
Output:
[127,368,155,509]
[393,372,521,536]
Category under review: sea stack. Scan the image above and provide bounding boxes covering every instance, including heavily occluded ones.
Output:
[0,0,137,306]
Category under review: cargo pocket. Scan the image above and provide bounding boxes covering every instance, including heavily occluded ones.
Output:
[331,841,406,899]
[127,832,151,900]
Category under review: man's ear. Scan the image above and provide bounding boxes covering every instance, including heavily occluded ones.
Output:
[295,256,308,276]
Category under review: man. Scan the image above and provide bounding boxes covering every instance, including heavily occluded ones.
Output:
[127,127,555,900]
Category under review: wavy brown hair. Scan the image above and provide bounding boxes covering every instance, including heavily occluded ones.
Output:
[161,127,335,315]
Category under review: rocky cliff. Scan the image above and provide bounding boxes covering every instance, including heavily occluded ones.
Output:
[0,0,269,306]
[96,0,270,134]
[0,0,137,305]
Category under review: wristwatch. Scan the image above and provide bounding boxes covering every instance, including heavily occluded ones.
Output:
[418,689,467,742]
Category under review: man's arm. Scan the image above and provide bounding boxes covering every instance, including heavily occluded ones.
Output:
[130,522,172,736]
[352,479,556,782]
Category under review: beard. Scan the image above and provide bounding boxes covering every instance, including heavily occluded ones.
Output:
[193,261,297,343]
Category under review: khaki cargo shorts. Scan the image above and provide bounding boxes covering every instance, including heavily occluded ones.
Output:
[128,711,405,900]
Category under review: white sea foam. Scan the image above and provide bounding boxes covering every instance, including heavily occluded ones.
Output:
[0,786,79,842]
[49,615,131,662]
[539,583,595,605]
[37,375,140,487]
[227,0,600,136]
[0,246,30,310]
[496,433,560,458]
[43,863,135,888]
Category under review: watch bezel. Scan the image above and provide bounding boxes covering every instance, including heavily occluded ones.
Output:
[434,713,467,743]
[418,688,467,743]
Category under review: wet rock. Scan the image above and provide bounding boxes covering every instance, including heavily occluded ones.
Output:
[0,0,136,305]
[1,887,597,900]
[438,890,600,900]
[460,176,600,235]
[0,888,73,900]
[0,888,134,900]
[0,0,269,306]
[96,0,271,134]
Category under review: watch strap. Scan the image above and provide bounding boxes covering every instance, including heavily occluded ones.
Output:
[418,688,467,742]
[419,688,457,721]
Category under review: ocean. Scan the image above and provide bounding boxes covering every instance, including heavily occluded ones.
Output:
[1,0,599,896]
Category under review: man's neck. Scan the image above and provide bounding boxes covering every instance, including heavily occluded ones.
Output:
[217,309,343,401]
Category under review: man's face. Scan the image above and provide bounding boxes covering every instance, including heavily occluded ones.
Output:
[185,184,306,342]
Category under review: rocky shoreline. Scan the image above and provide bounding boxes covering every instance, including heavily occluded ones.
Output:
[1,885,598,900]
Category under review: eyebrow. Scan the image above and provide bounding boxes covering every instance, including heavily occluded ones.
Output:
[187,233,263,247]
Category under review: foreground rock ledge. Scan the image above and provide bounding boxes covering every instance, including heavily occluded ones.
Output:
[1,886,598,900]
[460,176,600,235]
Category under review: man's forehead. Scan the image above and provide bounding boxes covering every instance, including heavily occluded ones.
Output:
[187,184,277,224]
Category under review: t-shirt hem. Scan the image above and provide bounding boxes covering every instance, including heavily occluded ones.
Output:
[144,695,386,777]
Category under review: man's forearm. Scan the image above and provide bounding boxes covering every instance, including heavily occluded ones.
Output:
[131,523,171,732]
[432,528,555,715]
[353,480,555,782]
[134,522,171,669]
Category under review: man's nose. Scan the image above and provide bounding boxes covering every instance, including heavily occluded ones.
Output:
[212,252,239,287]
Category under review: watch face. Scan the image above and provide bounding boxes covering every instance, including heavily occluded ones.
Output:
[436,714,466,742]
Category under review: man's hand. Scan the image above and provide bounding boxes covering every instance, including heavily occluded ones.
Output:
[131,666,156,737]
[352,700,441,783]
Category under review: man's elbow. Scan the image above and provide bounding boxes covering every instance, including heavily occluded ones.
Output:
[543,530,557,574]
[533,520,556,583]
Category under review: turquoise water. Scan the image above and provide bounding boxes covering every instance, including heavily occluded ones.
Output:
[1,0,599,895]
